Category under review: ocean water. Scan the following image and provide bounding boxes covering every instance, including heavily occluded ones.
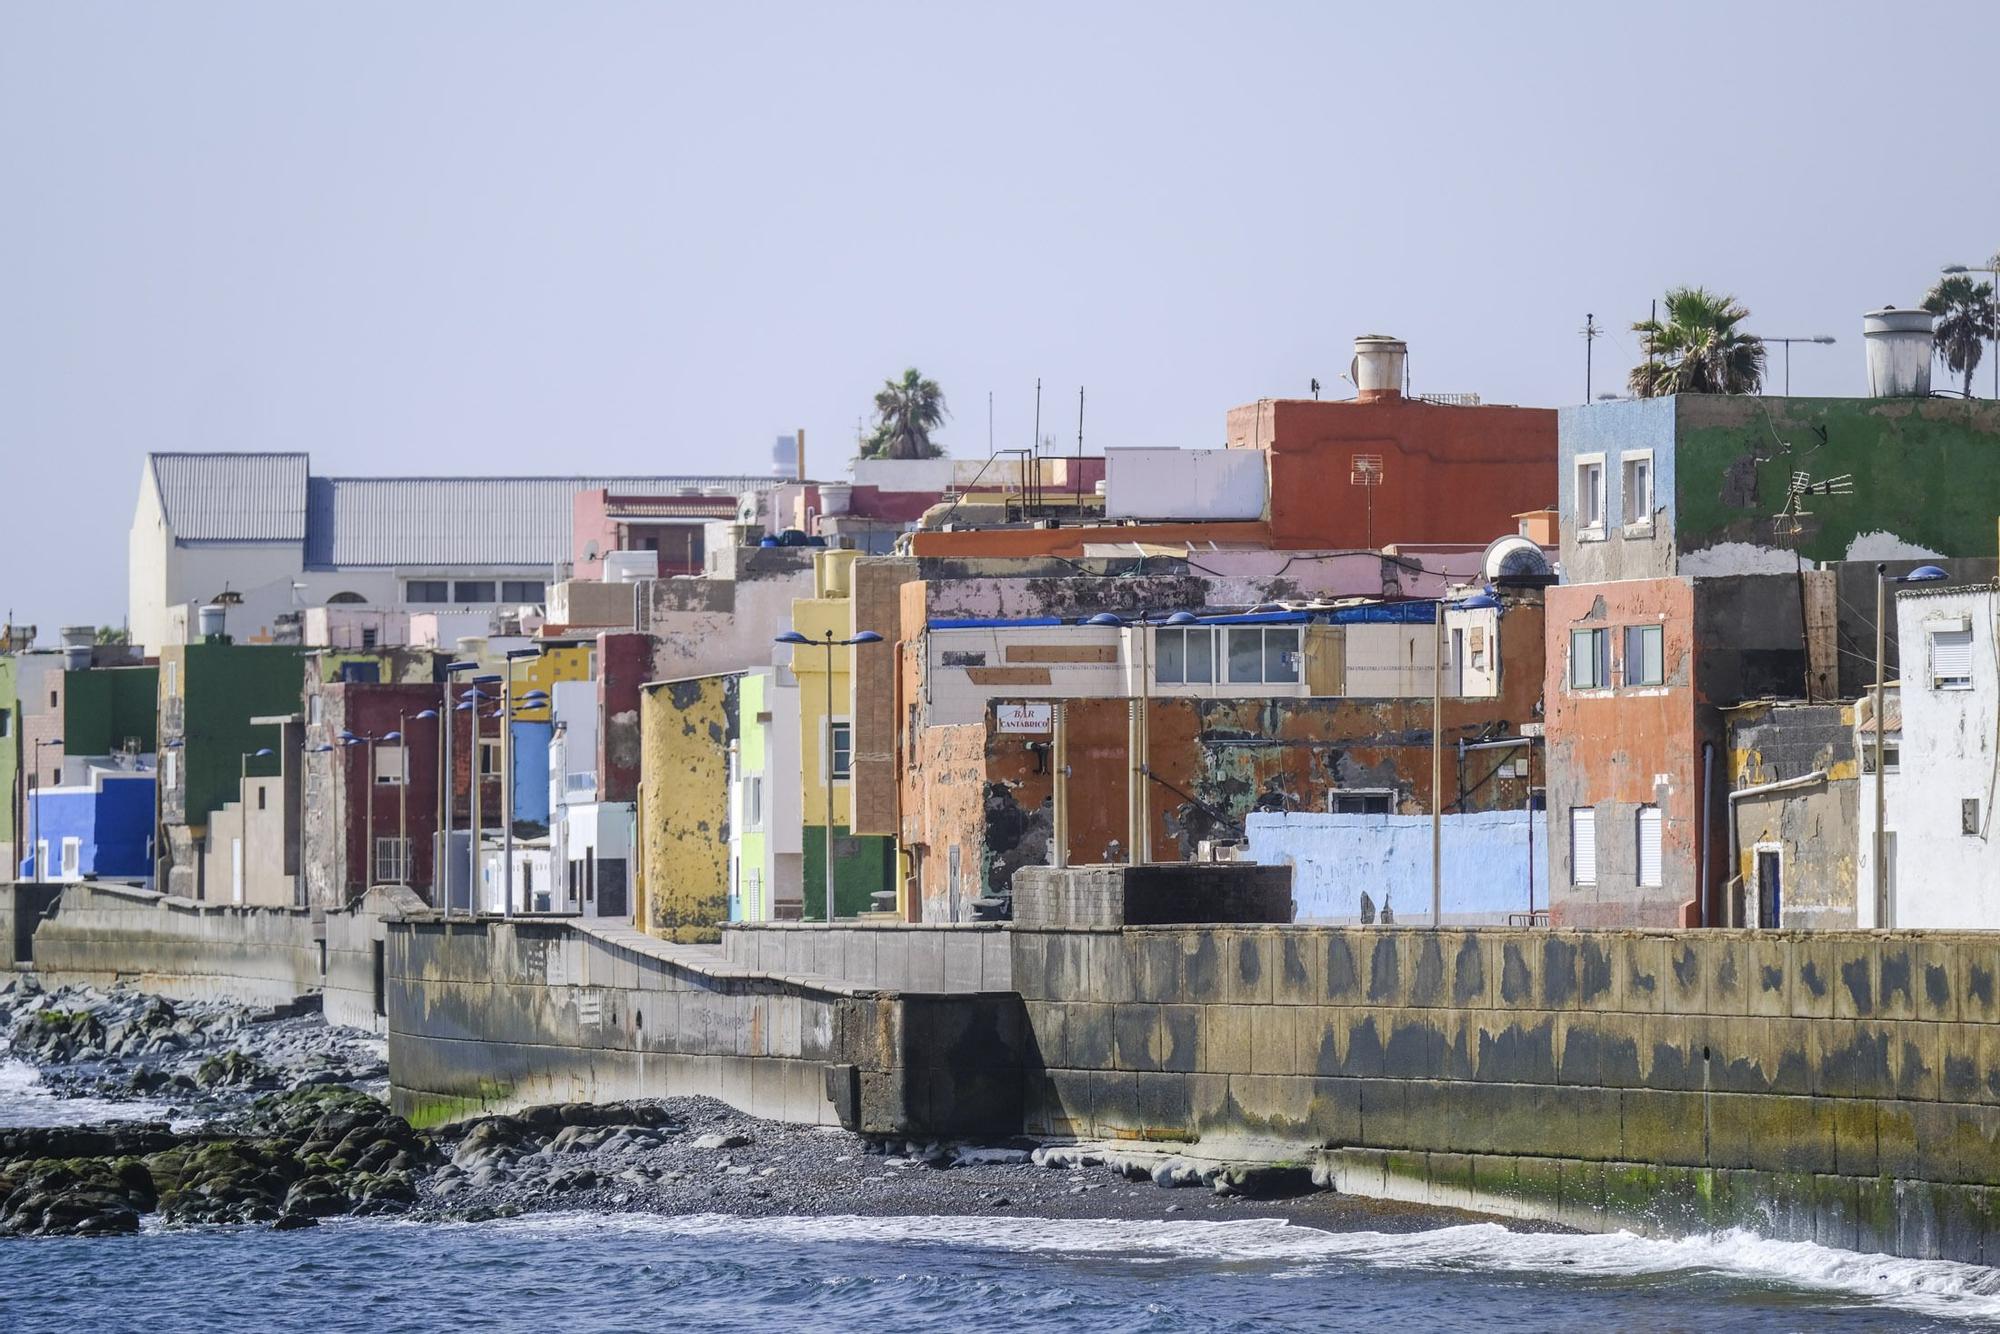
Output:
[4,1057,2000,1331]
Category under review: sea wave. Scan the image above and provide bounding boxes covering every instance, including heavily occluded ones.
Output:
[0,1053,174,1128]
[442,1210,2000,1323]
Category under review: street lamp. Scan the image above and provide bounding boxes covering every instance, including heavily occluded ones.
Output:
[776,626,883,924]
[1761,335,1837,396]
[400,709,439,888]
[1871,563,1948,928]
[1433,591,1501,927]
[459,675,502,912]
[31,737,62,883]
[439,661,480,916]
[1943,263,2000,399]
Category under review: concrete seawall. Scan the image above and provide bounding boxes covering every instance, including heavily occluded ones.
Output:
[385,915,1024,1135]
[1013,923,2000,1263]
[25,882,320,1008]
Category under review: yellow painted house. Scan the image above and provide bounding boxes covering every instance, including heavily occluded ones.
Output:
[784,549,897,920]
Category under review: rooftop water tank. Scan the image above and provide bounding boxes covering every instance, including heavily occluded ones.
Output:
[1863,308,1934,397]
[1351,335,1407,401]
[197,603,227,639]
[819,482,853,516]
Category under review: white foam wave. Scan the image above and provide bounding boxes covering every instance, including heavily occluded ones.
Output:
[0,1055,173,1128]
[468,1211,2000,1323]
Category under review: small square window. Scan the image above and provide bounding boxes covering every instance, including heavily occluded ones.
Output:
[1576,458,1606,530]
[829,722,852,781]
[1623,624,1664,686]
[1621,453,1653,528]
[405,580,449,604]
[1155,628,1187,685]
[453,580,497,604]
[1930,625,1974,690]
[1569,627,1610,690]
[1226,628,1264,684]
[501,580,545,603]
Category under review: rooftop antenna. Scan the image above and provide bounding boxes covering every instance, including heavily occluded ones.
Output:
[988,390,994,455]
[1581,313,1603,403]
[1350,452,1385,548]
[1075,386,1086,510]
[1311,377,1321,401]
[1030,378,1042,513]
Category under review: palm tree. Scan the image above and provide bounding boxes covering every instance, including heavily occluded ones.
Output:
[861,368,947,459]
[1923,273,1997,398]
[1628,287,1767,397]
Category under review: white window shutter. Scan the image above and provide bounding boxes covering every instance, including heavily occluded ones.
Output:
[1570,808,1598,885]
[1932,627,1974,684]
[1636,806,1662,887]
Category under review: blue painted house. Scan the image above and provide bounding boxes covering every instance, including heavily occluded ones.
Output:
[20,767,157,883]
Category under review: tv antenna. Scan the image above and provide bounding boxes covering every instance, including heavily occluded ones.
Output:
[1581,313,1603,403]
[1350,453,1385,548]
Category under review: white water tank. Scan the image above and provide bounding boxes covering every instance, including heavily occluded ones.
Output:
[819,482,853,516]
[1351,335,1407,399]
[1863,308,1934,398]
[197,604,227,639]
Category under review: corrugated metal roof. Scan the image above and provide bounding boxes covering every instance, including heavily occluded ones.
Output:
[152,453,310,542]
[303,475,774,567]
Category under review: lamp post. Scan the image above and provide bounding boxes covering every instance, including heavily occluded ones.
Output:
[1760,335,1837,396]
[401,709,439,888]
[1433,591,1500,928]
[31,737,62,883]
[440,662,479,916]
[459,675,502,911]
[1942,263,2000,399]
[776,626,883,924]
[239,746,274,902]
[1872,563,1948,928]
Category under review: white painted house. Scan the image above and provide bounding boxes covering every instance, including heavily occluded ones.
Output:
[1864,583,2000,928]
[129,452,777,652]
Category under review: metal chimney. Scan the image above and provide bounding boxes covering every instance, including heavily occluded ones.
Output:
[1863,308,1934,397]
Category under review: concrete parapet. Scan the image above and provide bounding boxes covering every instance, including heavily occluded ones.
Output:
[1013,864,1293,928]
[1012,923,2000,1264]
[1,882,64,970]
[722,921,1012,993]
[387,916,1023,1137]
[324,885,432,1033]
[28,881,321,1008]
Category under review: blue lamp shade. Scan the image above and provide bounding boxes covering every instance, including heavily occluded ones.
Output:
[40,737,63,747]
[381,731,402,743]
[337,730,359,743]
[164,738,185,749]
[454,700,478,712]
[1164,611,1200,626]
[413,709,439,720]
[445,660,480,673]
[774,631,812,646]
[307,744,334,754]
[251,747,274,758]
[472,674,503,685]
[1906,565,1949,582]
[1454,592,1502,611]
[1085,612,1125,627]
[850,630,884,645]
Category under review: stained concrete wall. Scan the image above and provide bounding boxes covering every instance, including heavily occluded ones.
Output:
[1014,920,2000,1263]
[386,917,1024,1137]
[324,885,431,1034]
[721,922,1012,992]
[28,881,320,1008]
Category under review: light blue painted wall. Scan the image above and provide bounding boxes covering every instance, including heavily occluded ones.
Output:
[511,721,553,826]
[1245,809,1548,925]
[1556,396,1678,582]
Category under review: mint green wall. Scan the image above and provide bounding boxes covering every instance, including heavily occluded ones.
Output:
[1674,396,2000,564]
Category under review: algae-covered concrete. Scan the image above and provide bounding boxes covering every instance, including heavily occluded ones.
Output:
[1014,916,2000,1263]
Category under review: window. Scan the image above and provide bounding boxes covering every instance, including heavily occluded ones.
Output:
[746,776,763,829]
[1329,790,1393,815]
[1570,808,1598,885]
[1621,452,1653,528]
[453,580,496,604]
[60,837,81,879]
[1965,799,1982,836]
[405,580,449,604]
[0,707,11,737]
[373,837,409,884]
[164,662,178,698]
[1930,624,1974,690]
[478,738,501,778]
[308,694,324,726]
[163,750,179,792]
[1155,627,1217,684]
[501,580,546,603]
[1861,742,1901,774]
[829,722,852,780]
[1576,457,1606,531]
[257,786,267,812]
[1569,627,1610,689]
[374,744,406,785]
[1220,626,1299,686]
[1636,806,1662,887]
[1623,624,1664,687]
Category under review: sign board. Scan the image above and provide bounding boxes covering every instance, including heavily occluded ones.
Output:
[995,701,1054,735]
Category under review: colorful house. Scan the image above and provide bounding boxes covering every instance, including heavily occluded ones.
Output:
[785,550,897,920]
[727,668,801,921]
[637,671,738,941]
[20,764,156,884]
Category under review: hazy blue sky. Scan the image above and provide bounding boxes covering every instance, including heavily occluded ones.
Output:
[3,1,1995,635]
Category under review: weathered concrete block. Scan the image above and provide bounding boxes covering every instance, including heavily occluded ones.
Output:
[1202,1004,1254,1076]
[1112,1003,1162,1073]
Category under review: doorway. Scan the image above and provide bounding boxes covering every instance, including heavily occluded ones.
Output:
[1755,847,1782,929]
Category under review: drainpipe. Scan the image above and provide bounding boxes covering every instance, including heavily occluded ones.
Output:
[1727,770,1827,929]
[1698,743,1715,928]
[1051,702,1070,869]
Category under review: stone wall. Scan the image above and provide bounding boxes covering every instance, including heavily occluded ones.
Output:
[387,917,1023,1136]
[1014,921,2000,1263]
[721,922,1011,992]
[1014,864,1292,928]
[29,881,321,1008]
[324,886,431,1033]
[1,882,64,970]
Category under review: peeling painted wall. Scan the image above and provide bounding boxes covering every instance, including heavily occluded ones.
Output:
[1727,701,1858,929]
[637,674,737,942]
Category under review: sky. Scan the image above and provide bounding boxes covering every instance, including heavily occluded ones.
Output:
[2,1,1996,637]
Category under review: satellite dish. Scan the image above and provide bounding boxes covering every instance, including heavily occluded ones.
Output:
[1482,534,1553,582]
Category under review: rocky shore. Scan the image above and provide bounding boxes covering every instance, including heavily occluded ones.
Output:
[0,979,1492,1239]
